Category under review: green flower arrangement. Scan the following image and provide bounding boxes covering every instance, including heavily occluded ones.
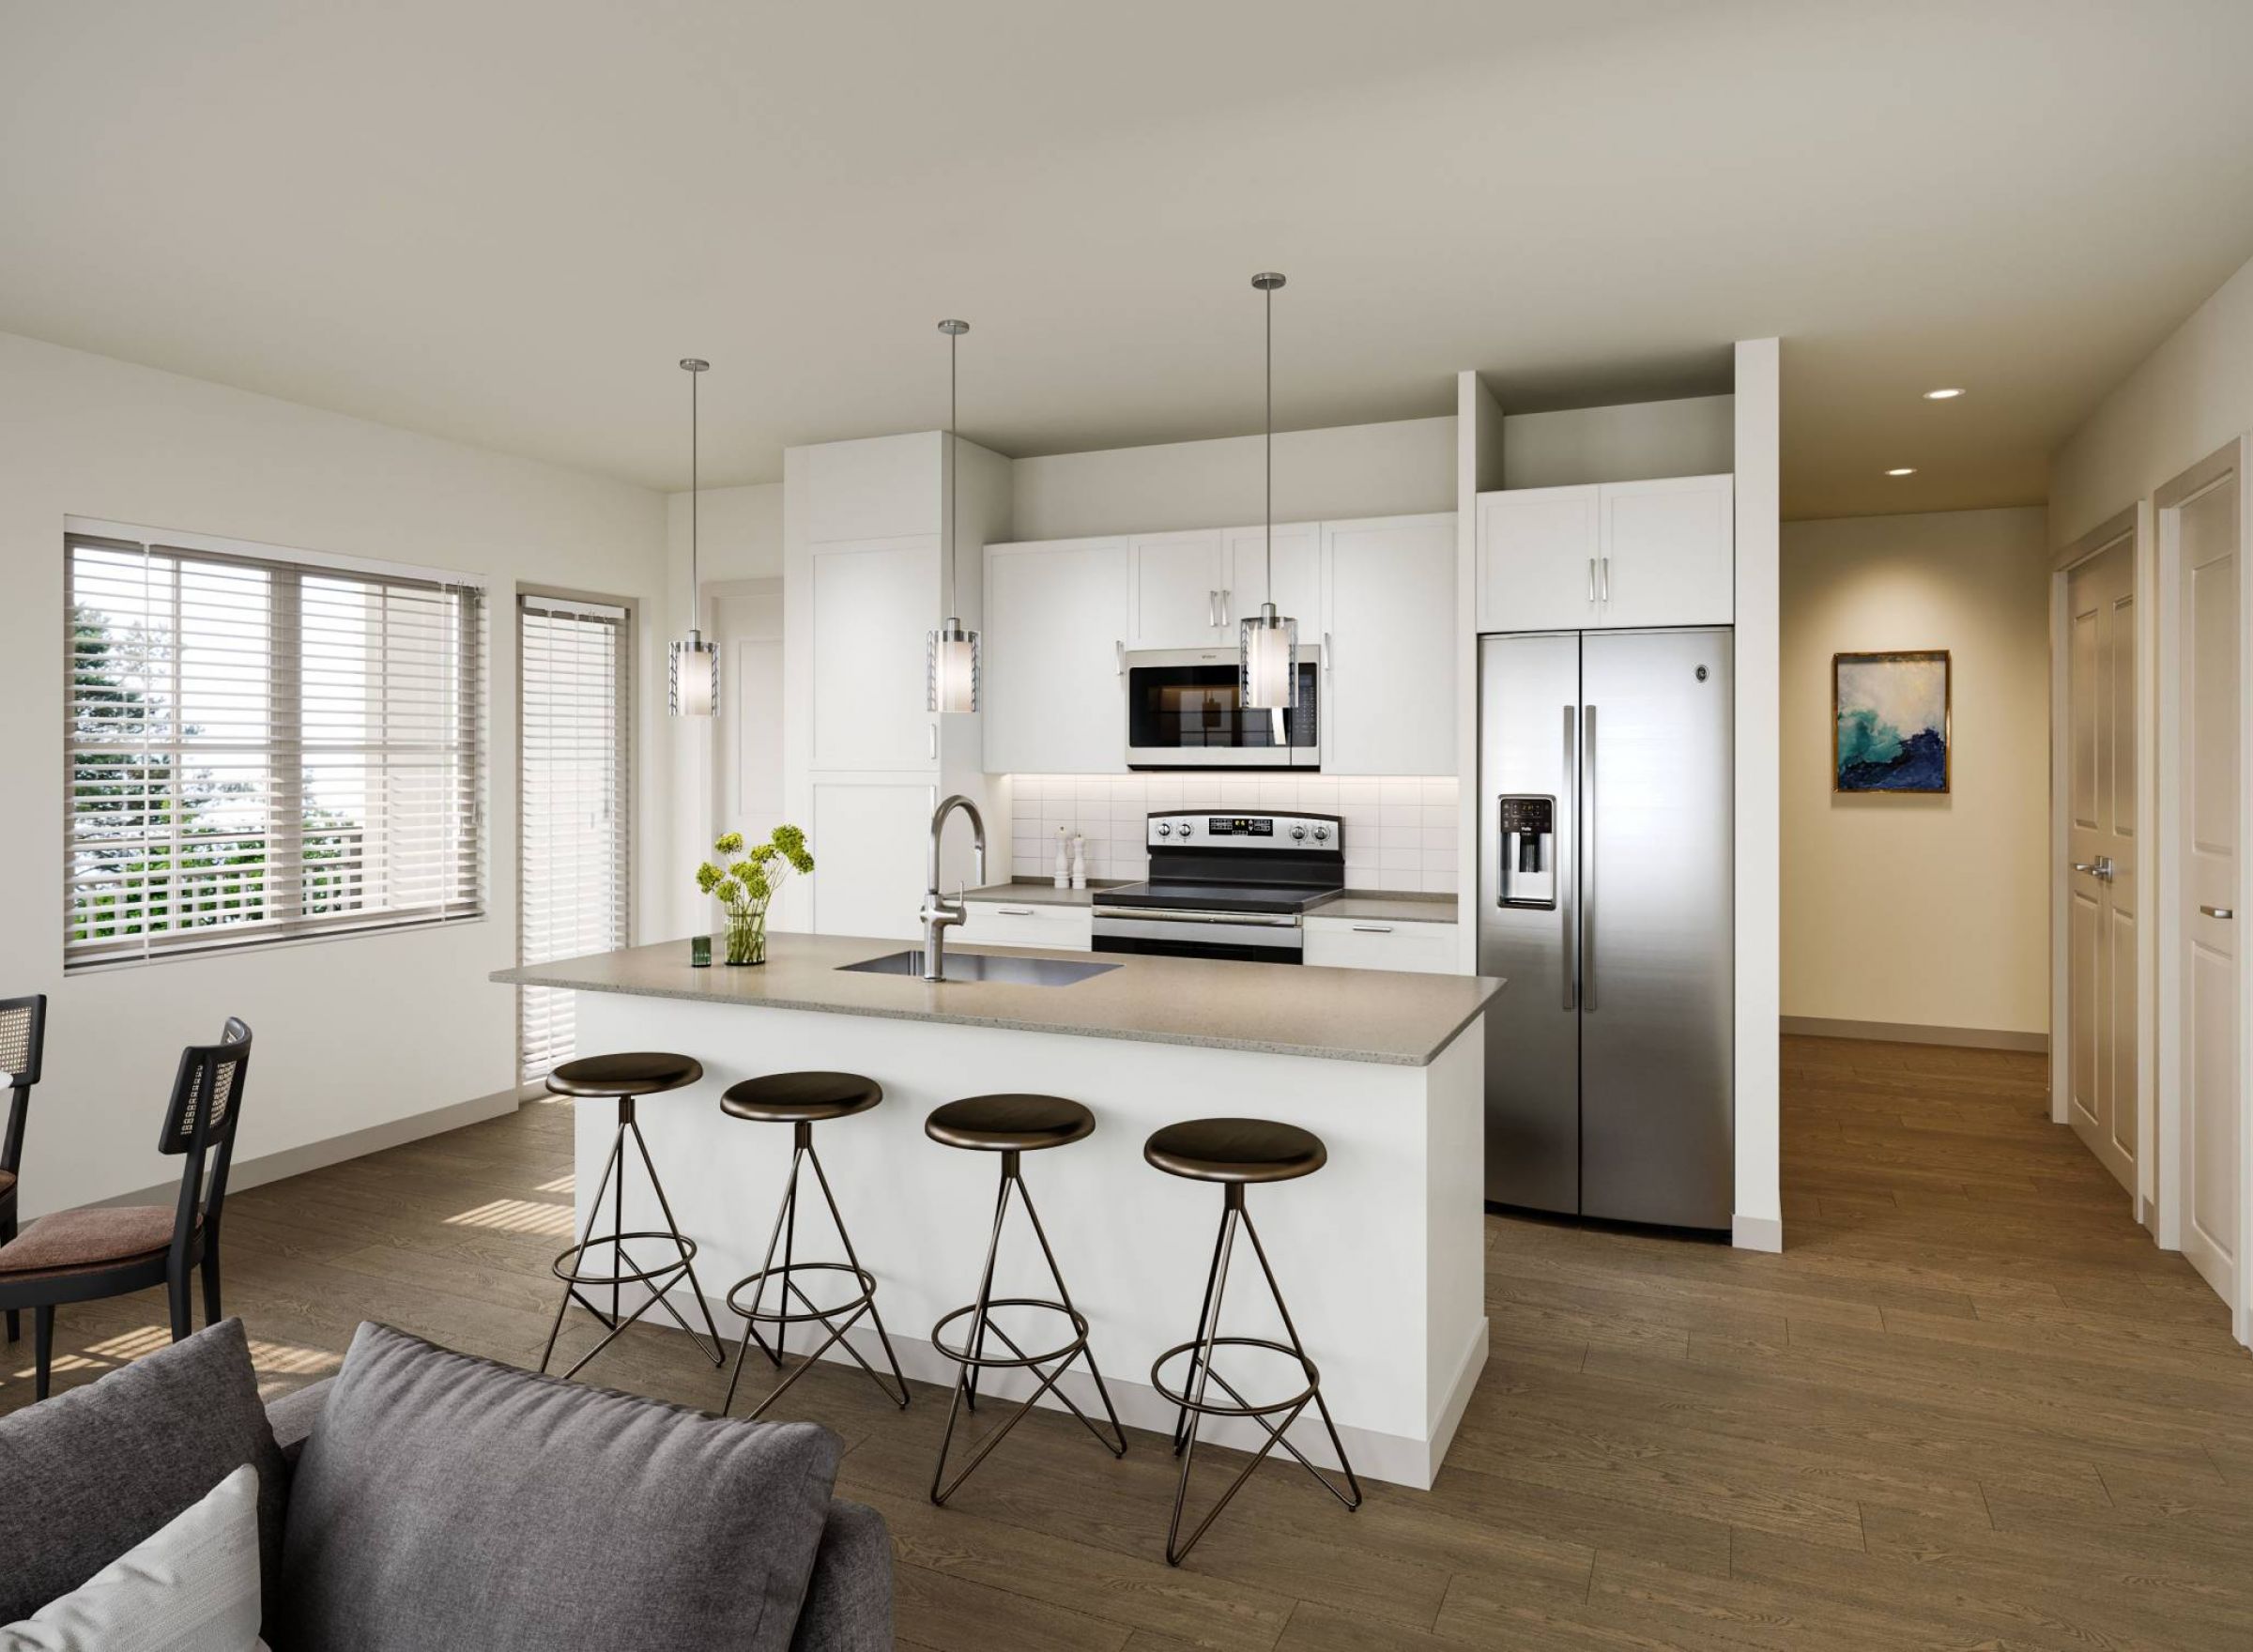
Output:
[697,825,813,965]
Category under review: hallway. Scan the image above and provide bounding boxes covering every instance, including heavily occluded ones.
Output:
[7,1036,2251,1648]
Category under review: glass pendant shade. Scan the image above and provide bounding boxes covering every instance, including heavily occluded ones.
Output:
[927,618,980,713]
[1240,603,1299,710]
[670,632,719,717]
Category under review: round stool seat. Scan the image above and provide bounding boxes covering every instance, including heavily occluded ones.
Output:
[722,1070,882,1124]
[545,1051,703,1099]
[1144,1117,1326,1184]
[925,1094,1095,1153]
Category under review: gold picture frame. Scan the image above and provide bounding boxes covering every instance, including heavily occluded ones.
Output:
[1833,649,1951,794]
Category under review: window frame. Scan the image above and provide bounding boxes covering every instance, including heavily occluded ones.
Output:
[62,519,488,971]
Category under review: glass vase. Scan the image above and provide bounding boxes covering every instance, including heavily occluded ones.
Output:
[724,907,767,966]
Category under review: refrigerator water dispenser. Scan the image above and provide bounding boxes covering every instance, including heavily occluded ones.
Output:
[1497,795,1556,909]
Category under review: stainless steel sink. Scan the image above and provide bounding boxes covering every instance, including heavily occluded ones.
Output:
[837,950,1121,987]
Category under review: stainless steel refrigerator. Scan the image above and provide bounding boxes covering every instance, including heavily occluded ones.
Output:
[1478,628,1734,1230]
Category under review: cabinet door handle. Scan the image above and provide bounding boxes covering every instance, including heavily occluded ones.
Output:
[1221,588,1231,625]
[927,723,938,759]
[1600,557,1611,604]
[1115,640,1126,678]
[2202,905,2234,920]
[1206,589,1218,627]
[1352,924,1394,934]
[998,906,1036,916]
[1587,558,1596,604]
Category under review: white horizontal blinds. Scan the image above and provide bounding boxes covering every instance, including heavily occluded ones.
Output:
[517,593,630,1084]
[66,533,486,969]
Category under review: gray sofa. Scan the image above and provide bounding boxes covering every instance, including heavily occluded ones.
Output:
[0,1318,893,1651]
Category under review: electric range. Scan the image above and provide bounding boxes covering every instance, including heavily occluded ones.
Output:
[1093,811,1343,963]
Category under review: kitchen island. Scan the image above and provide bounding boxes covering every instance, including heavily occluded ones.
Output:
[493,934,1498,1488]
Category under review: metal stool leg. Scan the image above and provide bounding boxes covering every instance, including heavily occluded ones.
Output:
[1162,1185,1360,1567]
[930,1153,1126,1507]
[722,1123,911,1419]
[543,1096,726,1380]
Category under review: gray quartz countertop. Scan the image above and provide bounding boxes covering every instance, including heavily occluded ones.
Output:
[1307,892,1460,925]
[960,880,1124,908]
[494,933,1500,1067]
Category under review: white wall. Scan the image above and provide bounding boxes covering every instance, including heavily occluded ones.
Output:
[1781,508,2051,1036]
[2052,252,2253,546]
[1501,394,1734,489]
[1011,416,1456,541]
[0,331,667,1216]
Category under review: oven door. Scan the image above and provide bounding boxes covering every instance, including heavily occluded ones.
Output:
[1092,909,1304,964]
[1124,649,1321,769]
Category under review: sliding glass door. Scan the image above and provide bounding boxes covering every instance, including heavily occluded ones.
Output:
[517,592,630,1085]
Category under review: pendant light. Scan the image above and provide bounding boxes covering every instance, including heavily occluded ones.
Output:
[1240,272,1298,711]
[669,357,719,717]
[927,318,980,713]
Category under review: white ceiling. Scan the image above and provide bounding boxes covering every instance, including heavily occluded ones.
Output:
[6,0,2252,519]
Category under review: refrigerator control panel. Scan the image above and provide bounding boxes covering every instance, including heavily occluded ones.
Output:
[1497,795,1556,909]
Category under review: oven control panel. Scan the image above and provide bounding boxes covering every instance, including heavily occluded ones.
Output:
[1146,811,1341,850]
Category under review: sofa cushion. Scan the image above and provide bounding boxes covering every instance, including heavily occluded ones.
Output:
[0,1319,288,1632]
[276,1322,843,1652]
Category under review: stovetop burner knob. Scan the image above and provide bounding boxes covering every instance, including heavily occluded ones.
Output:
[1156,821,1173,837]
[1311,823,1330,841]
[1290,823,1307,840]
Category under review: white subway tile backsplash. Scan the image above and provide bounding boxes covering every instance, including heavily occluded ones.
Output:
[1000,774,1460,890]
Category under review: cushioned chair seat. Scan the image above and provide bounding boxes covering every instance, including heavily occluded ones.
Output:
[0,1204,179,1277]
[0,1167,15,1201]
[545,1051,703,1098]
[722,1071,883,1124]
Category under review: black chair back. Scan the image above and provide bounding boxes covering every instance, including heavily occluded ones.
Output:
[0,993,47,1185]
[155,1017,252,1262]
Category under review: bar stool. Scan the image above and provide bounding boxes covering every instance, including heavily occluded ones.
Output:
[540,1050,725,1381]
[925,1094,1127,1505]
[1144,1116,1361,1566]
[717,1071,911,1419]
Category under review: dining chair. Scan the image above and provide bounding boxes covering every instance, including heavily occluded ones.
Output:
[0,1017,250,1400]
[0,993,49,1346]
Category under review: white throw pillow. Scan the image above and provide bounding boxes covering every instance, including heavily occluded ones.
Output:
[1,1461,267,1652]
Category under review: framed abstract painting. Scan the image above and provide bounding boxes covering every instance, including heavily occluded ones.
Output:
[1833,650,1950,793]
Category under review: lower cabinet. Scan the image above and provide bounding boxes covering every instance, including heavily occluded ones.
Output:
[958,900,1095,951]
[1302,915,1458,974]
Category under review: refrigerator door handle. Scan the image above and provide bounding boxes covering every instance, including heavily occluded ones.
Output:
[1562,704,1577,1011]
[1582,703,1596,1012]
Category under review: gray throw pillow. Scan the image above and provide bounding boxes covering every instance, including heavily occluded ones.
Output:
[1,1462,266,1652]
[276,1322,843,1652]
[0,1319,288,1632]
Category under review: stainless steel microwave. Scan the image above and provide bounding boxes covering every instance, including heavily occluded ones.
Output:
[1123,647,1322,770]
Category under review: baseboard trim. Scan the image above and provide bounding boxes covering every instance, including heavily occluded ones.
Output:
[89,1088,524,1211]
[1732,1213,1784,1253]
[1781,1015,2047,1054]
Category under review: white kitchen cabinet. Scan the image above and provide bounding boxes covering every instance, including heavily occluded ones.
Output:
[1321,512,1457,777]
[1220,523,1322,633]
[1477,485,1600,633]
[809,534,943,772]
[958,899,1095,951]
[1303,915,1459,974]
[1128,529,1227,648]
[1477,475,1731,632]
[984,538,1129,773]
[1597,473,1734,628]
[809,777,940,941]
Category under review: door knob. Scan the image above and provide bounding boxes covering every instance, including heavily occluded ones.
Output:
[2201,905,2235,920]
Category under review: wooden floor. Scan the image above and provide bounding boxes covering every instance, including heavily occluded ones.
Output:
[9,1035,2253,1648]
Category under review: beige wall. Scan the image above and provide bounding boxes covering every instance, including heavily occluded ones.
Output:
[2052,250,2253,546]
[1781,507,2051,1036]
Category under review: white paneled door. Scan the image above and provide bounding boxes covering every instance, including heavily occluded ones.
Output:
[2065,534,2138,1195]
[2173,461,2242,1310]
[518,593,630,1085]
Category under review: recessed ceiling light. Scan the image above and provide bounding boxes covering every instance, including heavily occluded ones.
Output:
[1923,388,1964,400]
[1886,467,1917,477]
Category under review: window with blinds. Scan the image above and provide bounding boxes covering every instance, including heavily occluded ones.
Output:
[66,529,486,970]
[517,592,631,1084]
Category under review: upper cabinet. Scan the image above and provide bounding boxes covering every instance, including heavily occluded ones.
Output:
[1220,523,1322,634]
[1478,473,1732,633]
[1322,513,1457,776]
[984,537,1130,774]
[1127,529,1226,648]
